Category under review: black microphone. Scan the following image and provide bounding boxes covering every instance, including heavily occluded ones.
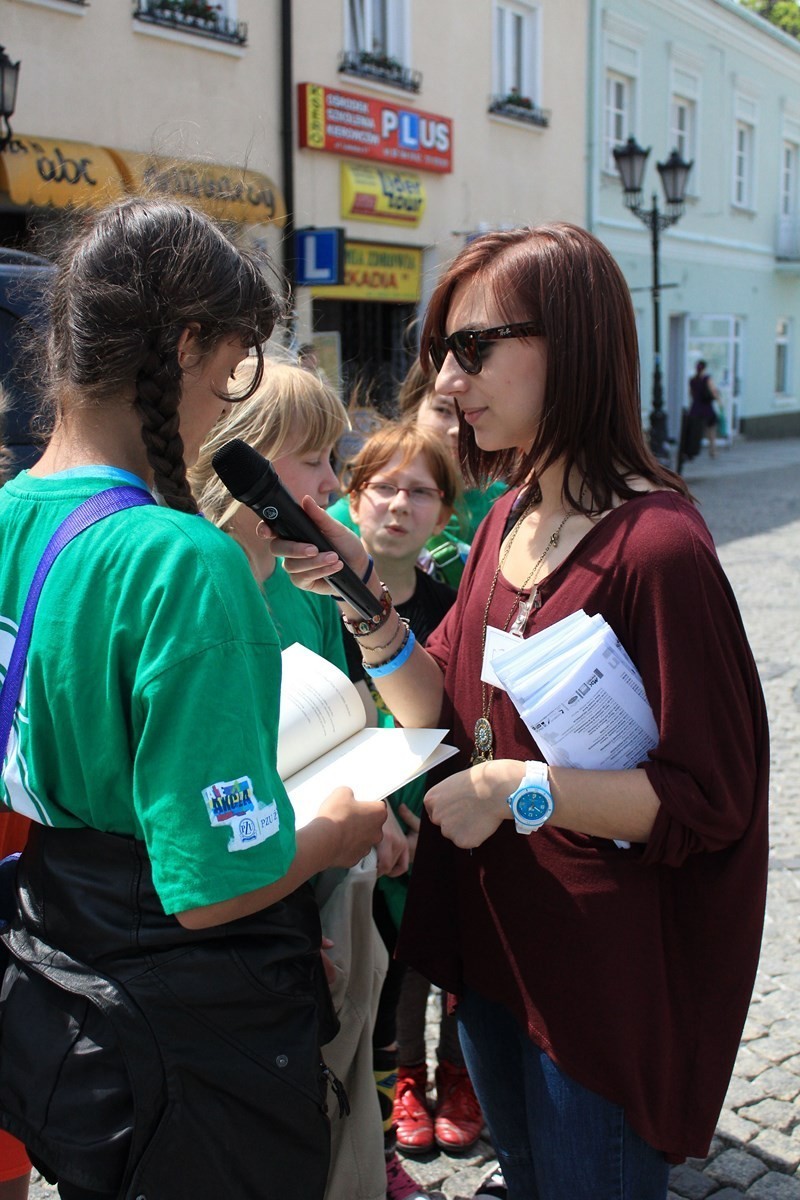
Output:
[212,438,383,621]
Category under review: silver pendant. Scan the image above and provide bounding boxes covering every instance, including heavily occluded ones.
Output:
[508,597,533,637]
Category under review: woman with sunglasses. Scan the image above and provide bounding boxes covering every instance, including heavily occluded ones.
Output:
[275,223,768,1200]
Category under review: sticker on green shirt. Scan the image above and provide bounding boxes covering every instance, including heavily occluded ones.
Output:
[202,774,281,852]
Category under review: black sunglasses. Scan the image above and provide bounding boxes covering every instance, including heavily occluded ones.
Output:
[429,321,543,375]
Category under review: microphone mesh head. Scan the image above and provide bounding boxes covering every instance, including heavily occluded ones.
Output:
[211,438,264,497]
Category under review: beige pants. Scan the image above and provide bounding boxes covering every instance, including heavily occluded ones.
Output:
[318,853,389,1200]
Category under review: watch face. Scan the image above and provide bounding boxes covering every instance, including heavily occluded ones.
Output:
[514,786,552,825]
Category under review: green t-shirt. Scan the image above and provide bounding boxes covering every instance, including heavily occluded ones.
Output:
[263,559,348,673]
[0,470,296,914]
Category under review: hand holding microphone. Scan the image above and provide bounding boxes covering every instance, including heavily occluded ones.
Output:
[212,438,382,620]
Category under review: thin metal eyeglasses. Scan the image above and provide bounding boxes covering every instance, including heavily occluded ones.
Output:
[361,481,444,507]
[429,321,543,375]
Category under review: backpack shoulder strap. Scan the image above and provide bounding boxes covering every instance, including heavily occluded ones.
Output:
[0,485,155,761]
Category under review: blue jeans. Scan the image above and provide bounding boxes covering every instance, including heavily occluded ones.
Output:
[457,988,670,1200]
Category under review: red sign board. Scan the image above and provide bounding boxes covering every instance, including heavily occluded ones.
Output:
[298,83,453,175]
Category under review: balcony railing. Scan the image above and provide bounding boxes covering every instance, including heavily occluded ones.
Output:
[338,50,421,94]
[133,1,248,46]
[776,214,800,261]
[488,93,550,128]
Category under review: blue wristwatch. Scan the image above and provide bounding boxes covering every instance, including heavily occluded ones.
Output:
[507,762,554,834]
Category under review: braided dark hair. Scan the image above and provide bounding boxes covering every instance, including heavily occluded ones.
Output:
[46,199,282,512]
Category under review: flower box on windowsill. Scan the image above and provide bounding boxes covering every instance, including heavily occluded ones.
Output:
[488,93,550,128]
[338,50,421,94]
[134,1,248,46]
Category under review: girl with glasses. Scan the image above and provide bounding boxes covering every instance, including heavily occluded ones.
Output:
[0,200,385,1200]
[342,422,481,1190]
[275,223,768,1200]
[329,362,506,589]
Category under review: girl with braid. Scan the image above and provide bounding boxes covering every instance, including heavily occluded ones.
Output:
[0,199,386,1200]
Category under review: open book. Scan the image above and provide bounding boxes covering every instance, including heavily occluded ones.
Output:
[277,642,458,828]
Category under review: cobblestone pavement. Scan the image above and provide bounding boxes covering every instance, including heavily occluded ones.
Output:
[27,437,800,1199]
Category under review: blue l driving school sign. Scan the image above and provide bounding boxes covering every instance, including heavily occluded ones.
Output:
[295,227,345,286]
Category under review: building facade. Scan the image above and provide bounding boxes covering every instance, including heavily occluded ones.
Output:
[0,1,287,255]
[290,0,588,403]
[0,0,589,407]
[589,0,800,441]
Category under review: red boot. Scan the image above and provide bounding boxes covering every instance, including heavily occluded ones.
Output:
[394,1063,434,1155]
[434,1059,484,1153]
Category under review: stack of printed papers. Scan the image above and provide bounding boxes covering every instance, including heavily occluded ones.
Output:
[492,610,659,774]
[492,611,659,850]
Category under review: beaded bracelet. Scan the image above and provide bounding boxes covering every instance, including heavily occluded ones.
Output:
[357,616,409,653]
[363,628,417,679]
[329,556,374,602]
[341,583,393,638]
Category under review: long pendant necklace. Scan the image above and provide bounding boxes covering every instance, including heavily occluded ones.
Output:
[472,506,574,765]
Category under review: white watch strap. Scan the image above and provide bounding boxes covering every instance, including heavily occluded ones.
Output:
[521,761,549,789]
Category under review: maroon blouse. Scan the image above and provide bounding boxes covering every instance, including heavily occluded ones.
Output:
[396,489,769,1162]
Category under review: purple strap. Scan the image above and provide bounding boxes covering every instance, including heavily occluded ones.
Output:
[0,486,155,762]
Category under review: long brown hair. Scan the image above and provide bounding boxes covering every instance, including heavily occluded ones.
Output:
[420,223,688,513]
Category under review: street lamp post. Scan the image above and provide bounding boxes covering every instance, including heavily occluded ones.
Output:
[612,136,693,462]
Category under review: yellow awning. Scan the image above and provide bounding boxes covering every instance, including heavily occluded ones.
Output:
[108,150,287,227]
[0,136,286,227]
[0,134,128,210]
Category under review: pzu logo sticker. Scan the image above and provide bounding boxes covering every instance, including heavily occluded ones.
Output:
[202,776,280,853]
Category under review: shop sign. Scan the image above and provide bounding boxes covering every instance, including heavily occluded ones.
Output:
[0,135,128,210]
[295,227,345,286]
[109,151,285,226]
[298,83,452,174]
[311,241,422,303]
[340,162,426,227]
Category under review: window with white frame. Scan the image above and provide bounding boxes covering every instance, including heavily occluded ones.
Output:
[668,67,698,175]
[346,0,407,63]
[780,140,798,218]
[775,318,790,395]
[493,2,540,105]
[670,98,692,161]
[605,71,633,172]
[603,30,640,174]
[733,120,755,207]
[732,94,757,210]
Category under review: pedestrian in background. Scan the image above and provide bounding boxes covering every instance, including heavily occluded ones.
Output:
[688,358,721,459]
[276,222,769,1200]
